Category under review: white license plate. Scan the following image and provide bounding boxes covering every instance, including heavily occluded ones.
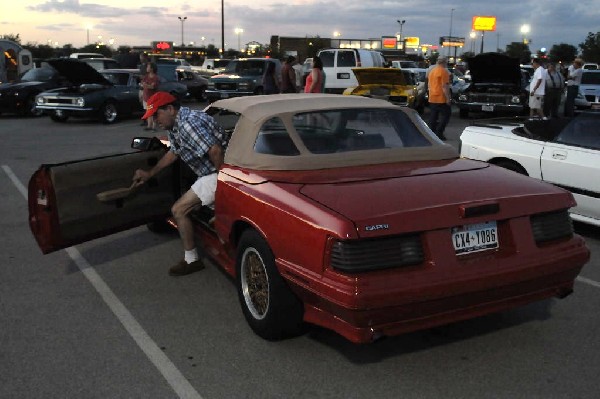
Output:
[452,221,499,255]
[591,102,600,110]
[482,105,494,112]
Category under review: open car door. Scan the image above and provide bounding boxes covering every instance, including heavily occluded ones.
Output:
[28,138,176,254]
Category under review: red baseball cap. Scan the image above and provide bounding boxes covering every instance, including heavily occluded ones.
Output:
[142,92,177,120]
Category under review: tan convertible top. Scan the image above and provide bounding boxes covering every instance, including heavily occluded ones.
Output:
[211,94,457,170]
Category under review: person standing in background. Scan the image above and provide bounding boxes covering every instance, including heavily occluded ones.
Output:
[564,59,583,117]
[262,62,279,94]
[141,62,160,131]
[529,58,547,119]
[137,53,149,126]
[304,56,324,93]
[427,57,451,141]
[544,63,565,118]
[280,56,297,93]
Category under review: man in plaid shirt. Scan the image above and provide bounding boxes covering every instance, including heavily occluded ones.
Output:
[133,92,227,276]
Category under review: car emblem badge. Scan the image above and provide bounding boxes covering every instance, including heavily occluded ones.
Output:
[365,224,389,231]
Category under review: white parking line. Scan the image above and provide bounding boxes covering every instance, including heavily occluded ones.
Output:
[577,276,600,289]
[2,164,203,399]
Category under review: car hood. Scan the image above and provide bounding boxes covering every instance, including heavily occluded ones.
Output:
[0,81,45,92]
[296,158,571,238]
[46,58,112,86]
[467,53,522,85]
[352,68,407,86]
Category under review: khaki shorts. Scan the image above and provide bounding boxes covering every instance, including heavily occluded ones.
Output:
[529,94,543,109]
[191,173,218,206]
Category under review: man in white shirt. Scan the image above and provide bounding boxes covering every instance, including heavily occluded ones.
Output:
[564,58,583,117]
[529,58,547,118]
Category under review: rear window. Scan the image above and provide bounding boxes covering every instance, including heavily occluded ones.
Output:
[288,108,431,154]
[337,51,357,67]
[319,52,334,68]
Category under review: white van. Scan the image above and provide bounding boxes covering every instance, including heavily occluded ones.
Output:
[316,48,386,94]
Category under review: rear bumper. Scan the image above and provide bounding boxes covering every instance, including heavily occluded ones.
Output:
[284,236,589,343]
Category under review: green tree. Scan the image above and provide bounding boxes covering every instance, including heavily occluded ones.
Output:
[505,42,531,64]
[580,32,600,63]
[548,43,578,63]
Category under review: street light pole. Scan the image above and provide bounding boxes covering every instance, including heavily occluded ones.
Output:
[178,16,187,47]
[396,19,405,51]
[234,28,244,52]
[448,8,455,57]
[221,0,225,57]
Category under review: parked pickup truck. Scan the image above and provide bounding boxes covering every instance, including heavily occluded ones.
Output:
[205,58,281,102]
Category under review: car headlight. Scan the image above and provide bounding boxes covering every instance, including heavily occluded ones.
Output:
[511,96,521,104]
[36,97,45,105]
[76,97,85,107]
[207,81,214,89]
[458,94,467,101]
[238,82,251,90]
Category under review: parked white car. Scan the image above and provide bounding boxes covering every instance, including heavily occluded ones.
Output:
[460,112,600,227]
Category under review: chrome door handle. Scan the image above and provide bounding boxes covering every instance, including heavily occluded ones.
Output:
[552,151,567,160]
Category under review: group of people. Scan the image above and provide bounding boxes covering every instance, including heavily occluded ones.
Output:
[529,57,583,119]
[263,55,325,94]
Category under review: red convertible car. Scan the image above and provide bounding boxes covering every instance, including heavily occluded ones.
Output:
[28,94,590,343]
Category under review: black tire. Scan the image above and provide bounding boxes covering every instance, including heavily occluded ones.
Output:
[254,87,264,95]
[236,229,304,341]
[494,160,528,175]
[100,101,118,124]
[50,110,69,122]
[459,108,469,119]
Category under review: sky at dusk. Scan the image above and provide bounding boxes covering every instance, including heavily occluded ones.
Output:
[2,0,599,54]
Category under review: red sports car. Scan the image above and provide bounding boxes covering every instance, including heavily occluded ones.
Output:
[28,94,590,343]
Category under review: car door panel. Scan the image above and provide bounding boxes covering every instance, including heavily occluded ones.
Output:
[541,143,600,223]
[28,148,176,254]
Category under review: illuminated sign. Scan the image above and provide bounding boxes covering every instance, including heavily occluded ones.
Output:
[439,36,465,47]
[151,41,174,54]
[381,37,397,49]
[404,37,420,49]
[472,16,497,31]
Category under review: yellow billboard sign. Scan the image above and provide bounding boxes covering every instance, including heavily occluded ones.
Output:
[472,16,497,31]
[404,37,420,49]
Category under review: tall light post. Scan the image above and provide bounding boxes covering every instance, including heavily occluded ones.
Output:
[448,8,455,57]
[85,24,92,45]
[221,0,225,57]
[178,16,187,46]
[234,28,244,52]
[520,24,530,45]
[470,30,477,53]
[396,19,405,51]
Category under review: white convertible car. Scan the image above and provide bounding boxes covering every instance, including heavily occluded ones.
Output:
[460,112,600,227]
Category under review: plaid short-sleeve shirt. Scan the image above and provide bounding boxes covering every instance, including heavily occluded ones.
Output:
[168,107,227,177]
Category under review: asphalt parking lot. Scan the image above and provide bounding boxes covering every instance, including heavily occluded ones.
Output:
[1,104,599,399]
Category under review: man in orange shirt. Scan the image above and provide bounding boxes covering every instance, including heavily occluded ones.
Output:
[427,57,451,141]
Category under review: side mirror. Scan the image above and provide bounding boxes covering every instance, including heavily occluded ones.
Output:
[131,136,165,151]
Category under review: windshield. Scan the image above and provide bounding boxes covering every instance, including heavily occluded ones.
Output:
[582,72,600,85]
[101,72,130,85]
[21,67,56,82]
[224,60,268,76]
[214,60,231,69]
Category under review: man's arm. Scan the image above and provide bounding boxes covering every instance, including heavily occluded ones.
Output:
[208,144,224,171]
[132,150,179,186]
